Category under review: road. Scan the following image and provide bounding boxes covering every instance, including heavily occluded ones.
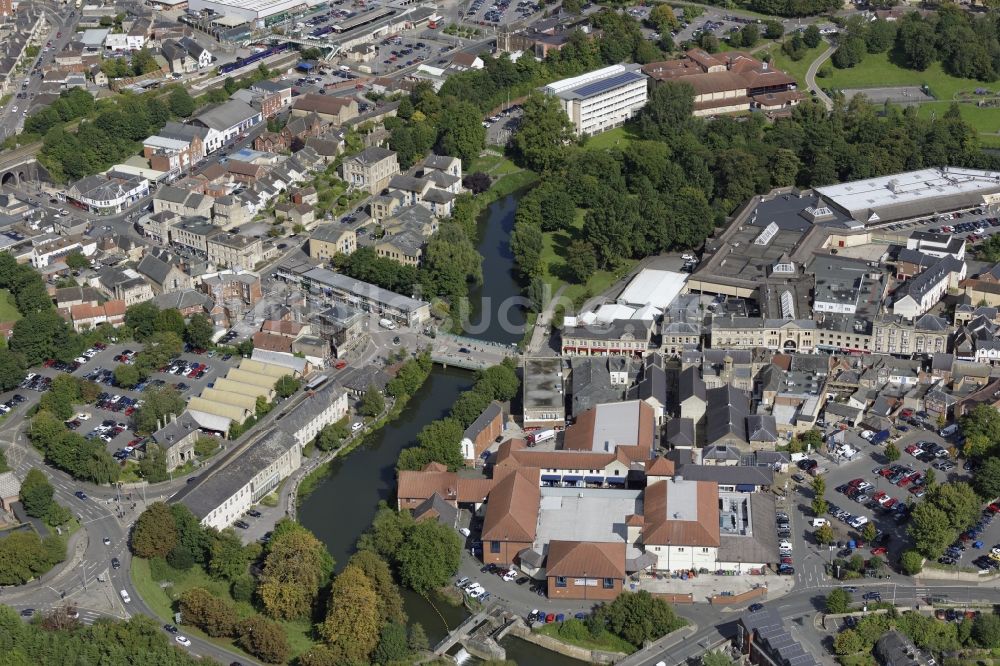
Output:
[0,390,257,664]
[0,0,79,139]
[805,39,836,110]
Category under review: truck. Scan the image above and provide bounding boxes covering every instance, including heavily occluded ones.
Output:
[527,429,555,447]
[378,318,396,330]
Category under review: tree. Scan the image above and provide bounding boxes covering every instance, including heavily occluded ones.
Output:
[0,350,25,391]
[510,219,543,278]
[420,221,482,304]
[131,502,177,559]
[475,363,520,402]
[138,443,168,483]
[895,14,937,70]
[347,549,407,625]
[170,504,211,566]
[973,614,1000,648]
[409,623,430,652]
[20,469,55,520]
[862,521,878,543]
[931,482,980,532]
[815,523,834,545]
[511,92,574,173]
[134,386,185,434]
[411,417,465,470]
[274,375,301,399]
[637,81,694,141]
[884,442,900,462]
[832,36,866,69]
[436,101,486,163]
[318,565,382,662]
[763,20,784,39]
[154,308,185,337]
[208,530,255,582]
[826,588,851,614]
[184,313,214,350]
[397,519,462,594]
[834,629,863,655]
[974,457,1000,499]
[178,587,239,637]
[803,24,821,48]
[811,474,826,498]
[898,549,923,575]
[737,23,760,48]
[463,172,491,194]
[961,404,1000,459]
[909,503,954,558]
[648,4,679,33]
[125,302,160,340]
[258,521,334,620]
[812,497,828,517]
[565,239,598,283]
[593,591,684,647]
[360,385,385,418]
[236,616,291,665]
[64,252,90,270]
[702,651,733,666]
[113,364,141,389]
[373,622,410,664]
[168,87,196,117]
[316,419,350,451]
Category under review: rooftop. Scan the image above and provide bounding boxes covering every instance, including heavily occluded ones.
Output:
[535,487,644,559]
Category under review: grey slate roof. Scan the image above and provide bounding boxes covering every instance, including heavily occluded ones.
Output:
[136,252,172,286]
[676,463,773,487]
[665,417,695,447]
[412,492,459,527]
[894,256,965,305]
[179,429,298,519]
[193,100,259,132]
[276,381,345,438]
[737,598,819,666]
[463,401,503,441]
[705,384,750,445]
[678,366,706,403]
[350,146,394,165]
[152,289,212,311]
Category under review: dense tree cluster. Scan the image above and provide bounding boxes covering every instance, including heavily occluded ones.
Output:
[357,503,462,597]
[257,520,334,620]
[0,606,210,663]
[39,92,174,182]
[20,469,72,527]
[334,246,419,294]
[833,606,1000,657]
[397,360,519,471]
[585,591,686,648]
[99,47,160,78]
[893,7,1000,80]
[29,409,120,484]
[908,481,982,558]
[0,530,66,585]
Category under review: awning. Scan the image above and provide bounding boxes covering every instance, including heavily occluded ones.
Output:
[585,476,604,484]
[606,477,626,485]
[541,475,561,482]
[563,475,583,483]
[736,484,756,492]
[297,62,314,71]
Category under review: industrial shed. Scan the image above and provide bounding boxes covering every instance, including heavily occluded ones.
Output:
[226,368,280,390]
[201,388,258,411]
[239,358,290,379]
[189,396,252,423]
[213,377,274,400]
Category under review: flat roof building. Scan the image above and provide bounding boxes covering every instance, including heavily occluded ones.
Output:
[815,167,1000,226]
[523,357,566,430]
[542,64,648,136]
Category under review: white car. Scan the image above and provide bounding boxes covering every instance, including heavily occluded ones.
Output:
[849,516,869,529]
[175,636,191,647]
[77,413,90,421]
[812,518,829,527]
[681,253,694,261]
[779,540,792,550]
[119,589,131,603]
[502,569,518,582]
[351,422,363,432]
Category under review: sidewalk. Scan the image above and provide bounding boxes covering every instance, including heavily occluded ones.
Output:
[634,570,797,603]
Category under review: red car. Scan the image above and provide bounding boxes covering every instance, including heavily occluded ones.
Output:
[781,556,793,565]
[988,503,1000,513]
[872,490,886,501]
[871,546,888,556]
[545,613,555,623]
[905,444,921,455]
[883,498,897,509]
[187,369,199,378]
[848,478,864,487]
[879,468,894,478]
[335,360,347,369]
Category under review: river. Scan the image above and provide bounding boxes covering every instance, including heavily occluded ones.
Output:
[299,192,582,663]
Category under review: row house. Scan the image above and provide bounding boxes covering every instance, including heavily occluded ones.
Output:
[561,319,655,357]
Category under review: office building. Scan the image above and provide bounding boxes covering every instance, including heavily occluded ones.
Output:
[542,64,648,136]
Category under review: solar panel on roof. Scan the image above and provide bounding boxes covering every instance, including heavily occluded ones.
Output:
[570,71,645,98]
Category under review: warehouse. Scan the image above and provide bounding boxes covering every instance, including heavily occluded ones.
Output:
[189,396,252,422]
[227,367,280,390]
[201,387,258,411]
[213,377,273,400]
[617,269,688,310]
[186,0,316,25]
[815,167,1000,226]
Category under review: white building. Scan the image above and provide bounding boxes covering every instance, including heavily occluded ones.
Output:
[186,0,316,24]
[542,64,648,136]
[189,100,262,154]
[275,380,349,449]
[65,174,150,215]
[905,231,966,261]
[893,256,966,319]
[181,428,301,530]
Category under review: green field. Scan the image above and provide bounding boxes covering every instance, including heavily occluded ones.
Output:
[535,621,635,654]
[583,126,637,151]
[820,52,988,102]
[764,42,827,88]
[132,557,316,660]
[915,102,1000,146]
[467,154,521,177]
[0,289,21,323]
[538,209,637,307]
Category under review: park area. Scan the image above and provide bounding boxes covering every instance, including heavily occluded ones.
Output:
[0,289,22,323]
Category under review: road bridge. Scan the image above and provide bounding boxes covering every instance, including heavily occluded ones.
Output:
[0,144,45,186]
[431,609,490,656]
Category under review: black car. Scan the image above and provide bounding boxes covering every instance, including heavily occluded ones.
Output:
[164,624,179,634]
[20,608,34,617]
[111,557,120,569]
[863,591,881,601]
[748,603,764,612]
[234,520,250,529]
[246,509,262,518]
[74,491,87,500]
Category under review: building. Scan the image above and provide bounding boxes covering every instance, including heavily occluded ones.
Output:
[276,380,349,448]
[153,186,213,217]
[200,270,262,321]
[522,357,566,430]
[143,135,200,174]
[190,100,262,154]
[560,319,655,357]
[186,0,304,24]
[66,299,127,332]
[93,267,154,305]
[65,174,149,214]
[136,250,194,294]
[291,94,359,125]
[207,232,263,269]
[297,265,430,327]
[314,303,366,358]
[542,64,648,136]
[179,428,301,530]
[814,167,1000,226]
[308,224,358,260]
[341,146,399,194]
[460,401,504,464]
[148,412,200,472]
[0,471,20,511]
[642,50,802,117]
[892,256,966,319]
[641,476,720,571]
[736,606,820,666]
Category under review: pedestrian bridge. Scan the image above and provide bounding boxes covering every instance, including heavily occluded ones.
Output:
[430,333,518,371]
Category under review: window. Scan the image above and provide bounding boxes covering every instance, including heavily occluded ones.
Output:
[702,548,710,553]
[490,541,500,553]
[603,578,614,589]
[677,547,685,552]
[555,576,567,588]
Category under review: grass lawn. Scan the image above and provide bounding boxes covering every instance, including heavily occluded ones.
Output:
[914,102,1000,146]
[820,52,985,102]
[535,621,635,654]
[467,154,521,177]
[583,126,637,152]
[538,209,637,307]
[132,557,317,660]
[763,42,827,88]
[0,289,21,322]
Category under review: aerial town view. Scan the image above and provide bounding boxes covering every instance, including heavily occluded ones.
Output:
[3,0,1000,663]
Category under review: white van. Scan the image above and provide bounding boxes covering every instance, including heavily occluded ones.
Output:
[940,424,959,437]
[812,518,829,527]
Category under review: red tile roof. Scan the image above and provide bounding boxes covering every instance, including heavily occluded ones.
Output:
[481,468,540,543]
[397,469,458,502]
[546,540,626,579]
[642,478,720,548]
